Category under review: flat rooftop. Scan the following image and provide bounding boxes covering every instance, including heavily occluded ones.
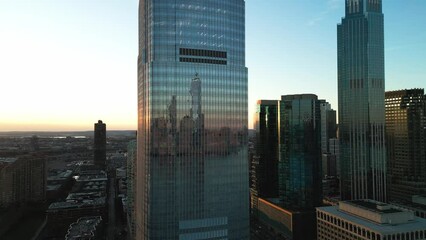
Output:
[348,200,403,214]
[48,197,106,210]
[317,200,426,234]
[65,216,102,240]
[0,158,17,164]
[47,169,73,181]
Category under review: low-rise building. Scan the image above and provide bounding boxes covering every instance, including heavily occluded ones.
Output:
[65,216,103,240]
[46,169,107,238]
[253,198,316,240]
[317,199,426,240]
[47,169,74,200]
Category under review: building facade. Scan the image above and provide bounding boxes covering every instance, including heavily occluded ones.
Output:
[94,120,106,168]
[279,94,322,209]
[253,100,279,199]
[256,198,316,240]
[0,155,46,208]
[136,1,249,239]
[385,89,426,202]
[127,140,137,239]
[319,100,337,154]
[317,200,426,240]
[337,0,386,201]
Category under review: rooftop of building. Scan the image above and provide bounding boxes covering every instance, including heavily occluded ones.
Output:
[47,169,73,181]
[46,184,62,191]
[347,200,402,214]
[391,196,426,212]
[256,99,278,105]
[385,88,424,97]
[413,195,426,205]
[317,200,426,234]
[65,216,102,240]
[263,198,317,214]
[71,180,107,194]
[0,158,17,171]
[76,170,107,182]
[48,196,106,210]
[0,157,17,164]
[67,191,104,201]
[281,94,318,101]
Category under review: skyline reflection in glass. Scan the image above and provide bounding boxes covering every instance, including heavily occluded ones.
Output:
[136,1,249,239]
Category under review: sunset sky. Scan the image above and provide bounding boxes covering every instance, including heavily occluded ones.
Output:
[1,0,425,131]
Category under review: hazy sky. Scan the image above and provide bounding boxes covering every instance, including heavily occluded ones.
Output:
[1,0,425,131]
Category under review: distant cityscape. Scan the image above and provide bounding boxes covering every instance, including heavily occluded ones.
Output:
[1,0,426,240]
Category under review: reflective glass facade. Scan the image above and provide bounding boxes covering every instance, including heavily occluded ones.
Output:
[337,0,386,201]
[279,94,322,209]
[253,100,279,199]
[136,1,248,239]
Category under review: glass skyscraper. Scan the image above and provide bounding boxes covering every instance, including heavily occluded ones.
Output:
[279,94,322,209]
[253,100,279,199]
[136,1,248,239]
[337,0,386,201]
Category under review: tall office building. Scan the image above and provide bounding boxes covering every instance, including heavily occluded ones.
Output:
[319,100,337,154]
[279,94,322,209]
[94,120,106,168]
[136,1,248,239]
[337,0,386,201]
[319,101,337,180]
[385,89,426,202]
[253,100,279,199]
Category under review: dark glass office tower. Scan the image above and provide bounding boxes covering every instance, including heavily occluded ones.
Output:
[386,89,426,202]
[253,100,279,198]
[136,1,248,239]
[279,94,322,209]
[94,120,106,168]
[337,0,386,201]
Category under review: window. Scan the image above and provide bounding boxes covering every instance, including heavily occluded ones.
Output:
[179,48,227,59]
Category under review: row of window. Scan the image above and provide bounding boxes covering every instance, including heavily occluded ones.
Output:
[317,211,426,240]
[180,57,227,65]
[180,48,227,59]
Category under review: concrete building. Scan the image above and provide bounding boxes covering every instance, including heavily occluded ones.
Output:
[0,154,46,207]
[46,170,107,238]
[317,200,426,240]
[255,198,316,240]
[65,216,103,240]
[126,140,136,239]
[319,100,337,154]
[392,195,426,219]
[329,138,340,175]
[385,89,426,203]
[46,169,74,201]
